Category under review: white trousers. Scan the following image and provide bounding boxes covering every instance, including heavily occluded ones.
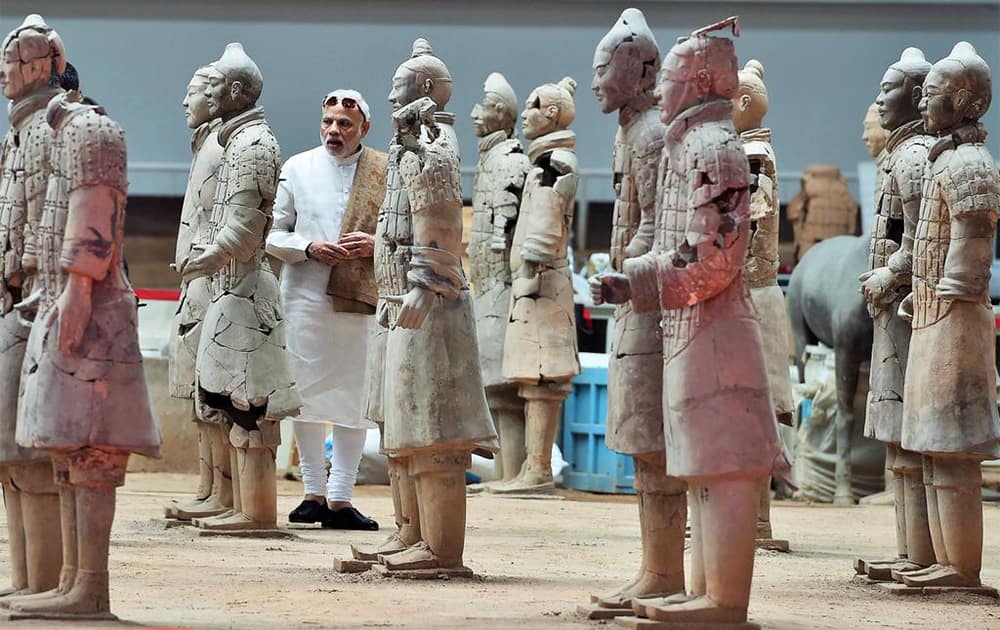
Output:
[292,421,367,503]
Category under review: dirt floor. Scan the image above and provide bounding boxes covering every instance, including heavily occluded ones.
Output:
[1,473,998,630]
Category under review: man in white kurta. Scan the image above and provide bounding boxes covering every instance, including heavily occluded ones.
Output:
[266,90,385,530]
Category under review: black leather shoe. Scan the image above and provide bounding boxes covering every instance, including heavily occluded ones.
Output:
[288,499,330,524]
[321,506,379,531]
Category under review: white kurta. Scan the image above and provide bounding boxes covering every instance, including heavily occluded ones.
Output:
[266,146,375,428]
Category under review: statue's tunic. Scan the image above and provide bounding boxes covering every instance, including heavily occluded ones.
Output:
[624,100,783,479]
[469,129,529,390]
[864,121,930,444]
[606,107,665,455]
[169,119,222,399]
[378,115,497,455]
[195,107,300,441]
[0,88,59,463]
[17,101,160,457]
[902,125,1000,459]
[502,130,581,385]
[741,127,794,422]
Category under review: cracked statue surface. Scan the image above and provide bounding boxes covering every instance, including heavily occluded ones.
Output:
[181,42,301,533]
[582,7,685,616]
[355,38,497,575]
[163,64,232,522]
[0,13,66,602]
[592,17,787,626]
[12,78,161,618]
[496,75,581,495]
[468,71,531,486]
[855,47,936,584]
[896,41,1000,590]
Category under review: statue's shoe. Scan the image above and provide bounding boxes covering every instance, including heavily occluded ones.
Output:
[9,570,114,620]
[351,532,410,561]
[167,496,229,520]
[379,541,462,571]
[195,512,275,531]
[631,591,696,618]
[868,560,926,581]
[646,595,747,624]
[900,566,980,588]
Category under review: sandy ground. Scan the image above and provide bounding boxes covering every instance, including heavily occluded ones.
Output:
[0,472,998,630]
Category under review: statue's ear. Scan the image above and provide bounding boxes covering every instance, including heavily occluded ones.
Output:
[695,69,713,95]
[739,93,752,112]
[911,84,922,107]
[230,80,243,101]
[422,78,434,96]
[545,104,559,120]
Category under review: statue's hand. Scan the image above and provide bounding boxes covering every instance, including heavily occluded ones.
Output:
[858,267,897,309]
[590,273,631,305]
[384,286,435,330]
[181,244,229,281]
[51,274,93,356]
[897,292,914,323]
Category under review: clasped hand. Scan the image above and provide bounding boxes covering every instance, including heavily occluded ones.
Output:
[181,244,229,282]
[588,272,632,306]
[858,267,898,309]
[307,231,374,265]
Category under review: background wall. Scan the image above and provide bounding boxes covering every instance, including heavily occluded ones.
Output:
[3,0,998,205]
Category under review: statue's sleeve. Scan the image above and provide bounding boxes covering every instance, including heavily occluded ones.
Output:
[886,141,929,283]
[745,150,780,282]
[399,138,465,300]
[625,136,664,258]
[60,117,128,281]
[214,140,278,262]
[625,134,750,311]
[490,150,530,245]
[520,147,578,264]
[936,146,1000,301]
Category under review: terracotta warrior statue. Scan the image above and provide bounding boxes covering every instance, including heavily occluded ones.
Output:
[496,76,581,495]
[731,58,794,551]
[584,8,685,615]
[10,84,161,618]
[468,72,530,485]
[592,17,786,625]
[164,66,231,521]
[897,41,999,589]
[787,164,859,262]
[0,14,64,600]
[855,48,934,582]
[369,38,497,575]
[181,43,300,531]
[863,101,889,163]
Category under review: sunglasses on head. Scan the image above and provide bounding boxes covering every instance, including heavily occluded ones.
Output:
[325,96,366,120]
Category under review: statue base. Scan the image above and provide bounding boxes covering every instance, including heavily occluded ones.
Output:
[615,616,761,629]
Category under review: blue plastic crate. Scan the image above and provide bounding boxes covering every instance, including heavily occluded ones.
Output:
[559,353,636,494]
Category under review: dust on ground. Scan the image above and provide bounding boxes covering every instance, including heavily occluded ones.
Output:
[1,473,998,630]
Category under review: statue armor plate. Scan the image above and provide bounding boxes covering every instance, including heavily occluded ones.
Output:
[503,132,580,384]
[17,104,159,457]
[0,92,56,464]
[624,101,781,479]
[195,109,300,432]
[169,120,222,399]
[606,108,665,455]
[741,128,794,419]
[903,138,1000,457]
[469,133,529,389]
[864,124,930,444]
[379,120,497,455]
